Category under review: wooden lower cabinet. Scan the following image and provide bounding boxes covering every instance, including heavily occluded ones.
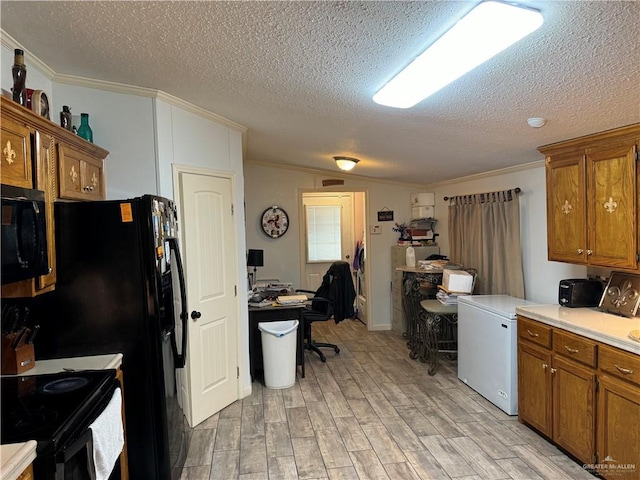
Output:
[518,315,640,477]
[552,355,596,462]
[518,341,552,437]
[597,375,640,480]
[16,464,33,480]
[116,367,130,480]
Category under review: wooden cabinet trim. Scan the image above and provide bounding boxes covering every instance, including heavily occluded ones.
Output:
[517,316,552,349]
[598,344,640,388]
[553,328,598,368]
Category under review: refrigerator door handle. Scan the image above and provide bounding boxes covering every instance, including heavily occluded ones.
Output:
[168,237,188,368]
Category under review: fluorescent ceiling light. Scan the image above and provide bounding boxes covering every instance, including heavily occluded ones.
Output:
[373,1,543,108]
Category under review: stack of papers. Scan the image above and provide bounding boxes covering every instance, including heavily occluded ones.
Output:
[276,294,307,305]
[436,288,460,305]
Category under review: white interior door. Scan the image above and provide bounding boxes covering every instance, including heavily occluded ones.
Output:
[178,170,239,427]
[301,193,354,291]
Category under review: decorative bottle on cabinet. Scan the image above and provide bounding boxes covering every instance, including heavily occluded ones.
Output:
[12,49,27,106]
[77,113,93,143]
[60,106,72,130]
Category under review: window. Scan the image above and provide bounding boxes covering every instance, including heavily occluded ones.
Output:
[306,205,341,262]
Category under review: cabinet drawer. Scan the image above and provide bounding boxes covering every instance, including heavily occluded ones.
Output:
[553,329,597,368]
[599,345,640,387]
[518,316,552,349]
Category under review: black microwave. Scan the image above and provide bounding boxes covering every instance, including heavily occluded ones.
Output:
[1,184,49,285]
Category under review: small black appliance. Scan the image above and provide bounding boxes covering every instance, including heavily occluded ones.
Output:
[559,278,604,308]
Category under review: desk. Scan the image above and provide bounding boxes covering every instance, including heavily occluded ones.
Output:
[248,304,305,382]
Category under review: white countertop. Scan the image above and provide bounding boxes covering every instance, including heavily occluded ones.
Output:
[0,441,37,480]
[13,353,123,376]
[516,305,640,355]
[1,353,123,478]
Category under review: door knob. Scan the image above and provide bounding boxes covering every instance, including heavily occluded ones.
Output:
[190,311,201,320]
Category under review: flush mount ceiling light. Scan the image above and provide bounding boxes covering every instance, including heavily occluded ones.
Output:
[334,156,360,171]
[373,1,544,109]
[527,117,546,128]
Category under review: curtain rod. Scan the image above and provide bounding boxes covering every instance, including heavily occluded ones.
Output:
[444,187,521,202]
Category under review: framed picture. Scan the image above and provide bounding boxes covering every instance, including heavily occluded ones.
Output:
[377,210,394,221]
[599,271,640,317]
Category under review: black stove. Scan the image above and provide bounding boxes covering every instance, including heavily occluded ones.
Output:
[1,369,119,479]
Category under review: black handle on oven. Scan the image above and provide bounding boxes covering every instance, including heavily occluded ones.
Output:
[168,237,187,368]
[57,428,94,463]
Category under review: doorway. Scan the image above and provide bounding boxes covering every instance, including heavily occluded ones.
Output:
[299,190,369,326]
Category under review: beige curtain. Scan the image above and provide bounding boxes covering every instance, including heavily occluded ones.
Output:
[448,189,525,297]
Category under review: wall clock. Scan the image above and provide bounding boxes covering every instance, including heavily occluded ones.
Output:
[261,206,289,238]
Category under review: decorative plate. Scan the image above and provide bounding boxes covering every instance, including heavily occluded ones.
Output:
[598,271,640,318]
[261,206,289,238]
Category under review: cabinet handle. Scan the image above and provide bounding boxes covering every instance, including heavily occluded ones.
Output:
[587,249,592,256]
[550,368,557,374]
[577,249,583,254]
[615,365,634,375]
[542,363,548,370]
[527,330,539,338]
[564,346,579,354]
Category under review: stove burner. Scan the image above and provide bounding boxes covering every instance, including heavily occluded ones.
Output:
[38,377,90,394]
[2,409,58,436]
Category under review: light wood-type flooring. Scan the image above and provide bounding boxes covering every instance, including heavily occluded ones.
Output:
[180,318,595,480]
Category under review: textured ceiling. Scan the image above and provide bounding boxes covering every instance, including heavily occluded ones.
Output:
[1,1,639,185]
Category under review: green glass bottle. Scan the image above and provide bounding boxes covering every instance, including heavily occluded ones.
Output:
[77,113,93,143]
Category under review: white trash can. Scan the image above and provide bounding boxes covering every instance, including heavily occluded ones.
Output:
[258,320,299,389]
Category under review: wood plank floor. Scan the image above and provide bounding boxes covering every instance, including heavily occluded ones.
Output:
[180,318,595,479]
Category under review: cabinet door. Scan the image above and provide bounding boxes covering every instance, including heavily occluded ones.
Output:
[34,132,56,292]
[518,341,552,437]
[586,142,637,269]
[545,151,587,263]
[1,117,32,188]
[597,375,640,480]
[552,355,596,463]
[58,143,105,200]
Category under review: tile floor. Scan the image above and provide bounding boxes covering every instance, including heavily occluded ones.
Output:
[180,318,596,479]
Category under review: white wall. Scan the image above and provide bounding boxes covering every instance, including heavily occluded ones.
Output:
[244,162,428,331]
[429,163,585,304]
[52,84,158,199]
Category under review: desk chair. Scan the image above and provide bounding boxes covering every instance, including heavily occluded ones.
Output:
[297,261,356,362]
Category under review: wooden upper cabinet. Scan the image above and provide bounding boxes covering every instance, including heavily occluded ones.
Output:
[546,150,587,263]
[1,96,108,297]
[540,124,640,271]
[58,143,105,201]
[1,115,32,188]
[586,142,637,268]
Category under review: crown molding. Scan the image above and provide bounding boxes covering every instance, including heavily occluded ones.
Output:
[0,30,55,78]
[1,28,246,134]
[423,159,544,189]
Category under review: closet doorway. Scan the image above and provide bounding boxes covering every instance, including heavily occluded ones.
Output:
[299,190,369,326]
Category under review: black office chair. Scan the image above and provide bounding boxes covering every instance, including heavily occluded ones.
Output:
[297,261,356,362]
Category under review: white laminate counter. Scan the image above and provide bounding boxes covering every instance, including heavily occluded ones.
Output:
[0,441,37,480]
[14,353,123,376]
[516,305,640,355]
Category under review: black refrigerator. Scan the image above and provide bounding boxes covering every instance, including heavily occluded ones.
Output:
[31,195,190,479]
